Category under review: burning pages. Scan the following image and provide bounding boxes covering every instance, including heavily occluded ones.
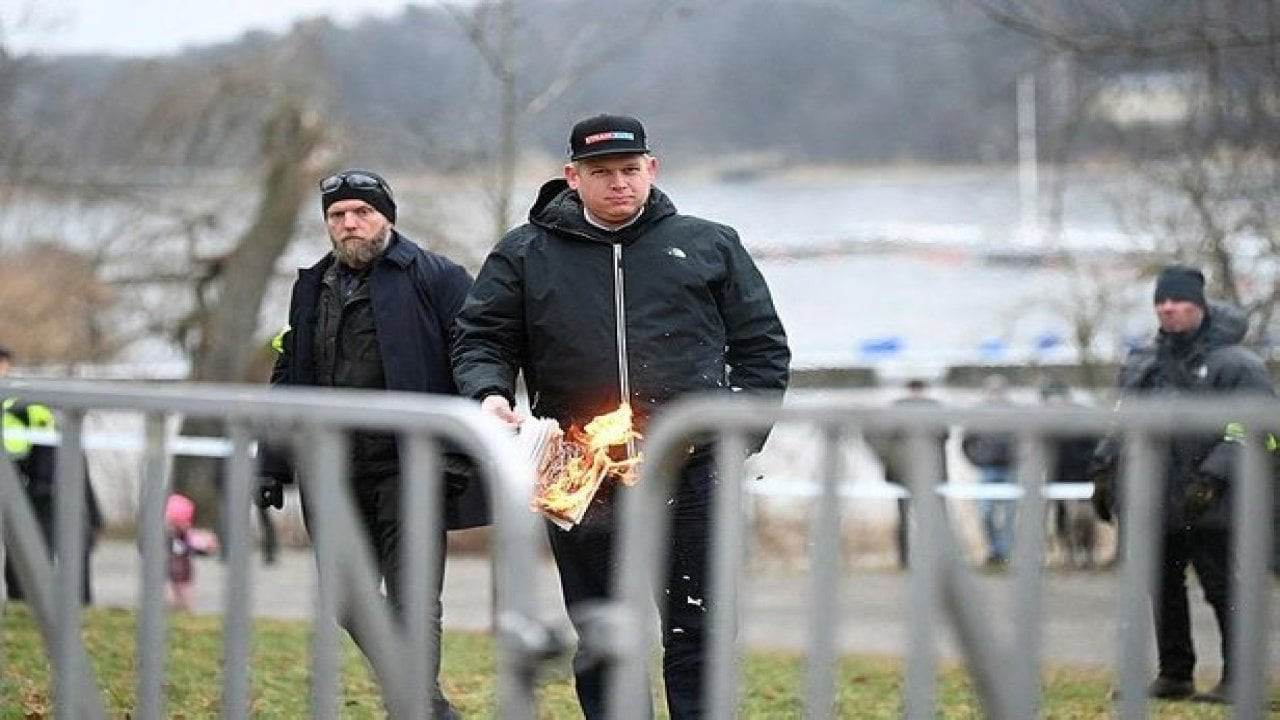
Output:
[517,403,643,529]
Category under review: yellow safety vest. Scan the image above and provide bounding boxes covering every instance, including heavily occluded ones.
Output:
[2,398,57,459]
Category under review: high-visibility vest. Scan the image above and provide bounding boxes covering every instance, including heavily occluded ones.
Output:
[1222,421,1280,452]
[2,397,56,459]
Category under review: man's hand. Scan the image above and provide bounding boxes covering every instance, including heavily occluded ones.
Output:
[1182,477,1217,524]
[481,394,523,430]
[1085,456,1115,523]
[255,477,284,510]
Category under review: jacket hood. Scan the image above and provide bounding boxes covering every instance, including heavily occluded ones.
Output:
[527,177,677,243]
[1195,300,1248,349]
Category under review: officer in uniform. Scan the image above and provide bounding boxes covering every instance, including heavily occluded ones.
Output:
[1,345,102,604]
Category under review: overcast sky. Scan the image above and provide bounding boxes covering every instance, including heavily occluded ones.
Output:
[1,0,415,57]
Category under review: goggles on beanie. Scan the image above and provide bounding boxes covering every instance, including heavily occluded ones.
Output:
[320,170,397,223]
[319,171,395,200]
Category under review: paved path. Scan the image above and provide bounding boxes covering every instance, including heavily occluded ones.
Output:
[89,539,1280,677]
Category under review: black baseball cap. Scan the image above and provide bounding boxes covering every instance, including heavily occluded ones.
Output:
[568,114,649,161]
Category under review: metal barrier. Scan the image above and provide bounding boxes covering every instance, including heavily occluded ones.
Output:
[0,379,549,720]
[3,381,1277,718]
[601,390,1277,720]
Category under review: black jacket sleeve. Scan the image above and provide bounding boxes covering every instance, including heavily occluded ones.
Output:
[451,236,526,405]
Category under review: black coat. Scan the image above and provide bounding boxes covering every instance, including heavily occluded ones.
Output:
[1100,301,1275,530]
[265,232,488,530]
[452,179,790,436]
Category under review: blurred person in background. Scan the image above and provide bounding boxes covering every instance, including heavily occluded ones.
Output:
[1038,378,1102,569]
[1,345,103,605]
[1089,265,1274,704]
[869,378,948,568]
[961,373,1017,567]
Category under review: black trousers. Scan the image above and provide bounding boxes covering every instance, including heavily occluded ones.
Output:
[547,456,716,720]
[1154,528,1232,683]
[303,473,450,705]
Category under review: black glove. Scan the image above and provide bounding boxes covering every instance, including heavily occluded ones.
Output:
[1085,457,1115,523]
[1181,477,1217,524]
[255,476,284,510]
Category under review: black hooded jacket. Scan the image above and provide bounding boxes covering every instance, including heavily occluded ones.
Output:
[1103,301,1274,530]
[451,179,790,435]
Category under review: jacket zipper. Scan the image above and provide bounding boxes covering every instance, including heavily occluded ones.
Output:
[612,243,636,458]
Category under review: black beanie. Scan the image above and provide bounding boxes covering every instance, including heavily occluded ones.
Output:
[1153,265,1206,307]
[320,170,397,224]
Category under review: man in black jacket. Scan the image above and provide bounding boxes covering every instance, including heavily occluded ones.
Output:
[255,170,486,720]
[1091,265,1274,704]
[452,114,790,719]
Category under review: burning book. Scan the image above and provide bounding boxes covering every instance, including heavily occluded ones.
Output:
[517,403,643,529]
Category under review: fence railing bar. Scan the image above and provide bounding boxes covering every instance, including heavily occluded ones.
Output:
[708,431,749,719]
[1232,433,1273,719]
[135,412,170,720]
[220,421,255,720]
[53,410,88,717]
[1116,431,1160,720]
[1009,433,1049,719]
[303,426,345,720]
[803,425,844,720]
[402,433,443,717]
[902,431,942,720]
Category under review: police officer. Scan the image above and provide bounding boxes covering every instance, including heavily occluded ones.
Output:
[1090,266,1274,704]
[1,345,102,604]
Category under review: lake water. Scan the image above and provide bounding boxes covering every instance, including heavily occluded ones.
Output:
[662,166,1154,377]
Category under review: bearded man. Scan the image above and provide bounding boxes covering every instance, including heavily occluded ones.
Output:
[257,169,487,719]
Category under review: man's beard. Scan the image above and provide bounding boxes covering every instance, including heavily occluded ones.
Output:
[331,227,390,268]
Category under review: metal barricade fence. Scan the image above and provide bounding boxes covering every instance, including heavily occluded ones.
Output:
[601,390,1276,720]
[0,379,550,720]
[3,380,1277,718]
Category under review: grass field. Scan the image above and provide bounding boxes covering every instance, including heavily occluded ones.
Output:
[0,604,1257,718]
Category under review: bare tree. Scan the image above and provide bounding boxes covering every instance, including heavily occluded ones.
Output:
[959,0,1280,346]
[445,0,687,242]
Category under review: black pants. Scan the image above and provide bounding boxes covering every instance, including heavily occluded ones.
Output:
[1154,528,1232,683]
[547,456,716,720]
[303,474,450,706]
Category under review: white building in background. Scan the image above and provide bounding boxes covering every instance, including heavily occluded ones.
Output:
[1092,71,1198,126]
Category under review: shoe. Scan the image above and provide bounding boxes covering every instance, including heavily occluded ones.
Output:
[432,698,461,719]
[1193,682,1232,704]
[1109,676,1196,702]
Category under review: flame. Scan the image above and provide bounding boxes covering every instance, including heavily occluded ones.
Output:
[533,403,644,522]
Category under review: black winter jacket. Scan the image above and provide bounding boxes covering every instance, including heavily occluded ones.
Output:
[264,232,488,530]
[452,179,790,436]
[1099,301,1274,530]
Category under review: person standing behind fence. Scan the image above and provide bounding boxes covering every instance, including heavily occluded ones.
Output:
[452,114,791,719]
[1,345,103,605]
[1089,265,1274,704]
[1039,378,1103,569]
[254,169,488,720]
[870,378,948,568]
[961,373,1017,568]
